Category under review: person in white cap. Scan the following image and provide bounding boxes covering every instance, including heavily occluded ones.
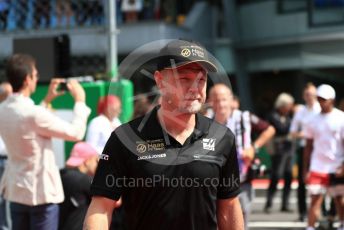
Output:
[303,84,344,230]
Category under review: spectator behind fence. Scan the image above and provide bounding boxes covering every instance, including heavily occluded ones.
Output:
[265,93,295,213]
[88,0,104,25]
[0,0,9,30]
[86,95,122,154]
[303,84,344,230]
[16,0,28,29]
[121,0,143,22]
[0,82,12,230]
[0,54,91,230]
[73,0,104,26]
[59,142,99,230]
[34,0,51,28]
[56,0,73,27]
[289,83,320,221]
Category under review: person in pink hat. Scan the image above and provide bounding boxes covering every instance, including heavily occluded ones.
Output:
[59,142,99,230]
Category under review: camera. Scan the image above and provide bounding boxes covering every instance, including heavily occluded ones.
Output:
[58,82,69,92]
[247,158,268,180]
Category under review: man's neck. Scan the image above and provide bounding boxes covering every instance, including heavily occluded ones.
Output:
[214,109,232,125]
[18,88,30,97]
[78,164,87,174]
[103,112,113,122]
[306,101,316,109]
[157,107,196,143]
[321,107,334,114]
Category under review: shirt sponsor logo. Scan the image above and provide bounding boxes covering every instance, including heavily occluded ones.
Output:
[100,154,109,161]
[136,140,165,154]
[137,153,167,161]
[147,142,165,151]
[202,138,216,151]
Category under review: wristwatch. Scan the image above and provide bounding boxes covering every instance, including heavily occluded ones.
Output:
[253,143,260,153]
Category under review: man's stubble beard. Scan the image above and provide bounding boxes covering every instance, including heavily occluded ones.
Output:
[164,92,203,115]
[178,100,203,114]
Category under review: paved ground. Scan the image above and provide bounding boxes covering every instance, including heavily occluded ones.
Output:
[248,179,339,230]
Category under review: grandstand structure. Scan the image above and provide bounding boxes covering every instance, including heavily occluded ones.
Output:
[0,0,344,112]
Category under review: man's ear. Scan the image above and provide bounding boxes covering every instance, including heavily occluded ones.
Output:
[23,74,31,86]
[154,70,163,89]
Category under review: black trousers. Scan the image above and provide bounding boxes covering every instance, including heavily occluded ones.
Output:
[296,147,307,217]
[266,150,293,209]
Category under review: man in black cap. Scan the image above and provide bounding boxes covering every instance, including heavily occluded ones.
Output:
[84,39,244,230]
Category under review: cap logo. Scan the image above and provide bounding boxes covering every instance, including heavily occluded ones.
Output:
[181,48,191,57]
[192,48,204,58]
[136,144,147,153]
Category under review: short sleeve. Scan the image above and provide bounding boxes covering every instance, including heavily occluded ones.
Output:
[250,112,270,133]
[217,132,241,199]
[289,109,302,133]
[303,119,314,140]
[85,118,103,154]
[341,119,344,140]
[90,132,127,201]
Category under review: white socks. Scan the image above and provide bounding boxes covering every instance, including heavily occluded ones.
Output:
[306,227,315,230]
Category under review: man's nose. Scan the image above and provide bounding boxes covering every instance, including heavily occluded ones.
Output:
[187,85,199,95]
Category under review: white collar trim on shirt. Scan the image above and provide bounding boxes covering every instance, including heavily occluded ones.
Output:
[10,93,35,106]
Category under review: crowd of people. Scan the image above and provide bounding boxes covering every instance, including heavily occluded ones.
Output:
[0,0,199,30]
[0,0,106,30]
[0,39,343,230]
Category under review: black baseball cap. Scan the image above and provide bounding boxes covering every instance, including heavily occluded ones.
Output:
[156,39,218,72]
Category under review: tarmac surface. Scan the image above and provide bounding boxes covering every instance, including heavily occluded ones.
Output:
[249,179,339,230]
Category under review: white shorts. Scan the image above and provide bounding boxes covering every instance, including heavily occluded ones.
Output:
[307,184,327,196]
[328,185,344,197]
[307,171,329,196]
[307,184,344,197]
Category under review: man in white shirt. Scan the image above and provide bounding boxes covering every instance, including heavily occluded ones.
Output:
[86,95,122,154]
[289,83,320,221]
[0,82,12,230]
[0,54,91,230]
[304,84,344,230]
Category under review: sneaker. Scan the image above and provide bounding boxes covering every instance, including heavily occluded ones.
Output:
[263,205,271,214]
[280,207,293,213]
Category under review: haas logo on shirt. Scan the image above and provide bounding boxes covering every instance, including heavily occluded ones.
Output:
[202,138,216,151]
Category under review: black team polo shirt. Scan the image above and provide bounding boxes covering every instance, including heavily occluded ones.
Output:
[90,106,240,230]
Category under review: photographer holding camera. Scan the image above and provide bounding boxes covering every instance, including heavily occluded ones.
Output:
[0,54,91,230]
[208,83,275,230]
